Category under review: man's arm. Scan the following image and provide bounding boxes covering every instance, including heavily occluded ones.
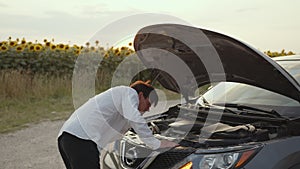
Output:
[160,140,179,148]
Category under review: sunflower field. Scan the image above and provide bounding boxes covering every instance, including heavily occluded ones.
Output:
[0,37,135,132]
[0,38,134,75]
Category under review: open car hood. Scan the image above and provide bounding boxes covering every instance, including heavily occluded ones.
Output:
[133,24,300,102]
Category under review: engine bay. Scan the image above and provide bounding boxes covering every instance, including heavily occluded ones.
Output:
[126,103,294,148]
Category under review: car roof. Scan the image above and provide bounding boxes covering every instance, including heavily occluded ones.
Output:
[274,55,300,61]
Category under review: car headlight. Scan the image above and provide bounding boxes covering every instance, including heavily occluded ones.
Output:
[178,144,262,169]
[199,152,240,169]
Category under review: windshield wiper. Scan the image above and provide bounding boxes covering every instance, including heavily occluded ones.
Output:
[220,103,283,118]
[197,97,280,117]
[198,96,210,106]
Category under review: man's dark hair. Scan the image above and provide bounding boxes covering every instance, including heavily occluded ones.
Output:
[130,80,158,106]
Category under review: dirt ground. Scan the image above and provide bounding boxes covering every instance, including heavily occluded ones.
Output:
[0,120,66,169]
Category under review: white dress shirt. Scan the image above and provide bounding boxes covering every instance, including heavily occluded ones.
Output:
[58,86,161,150]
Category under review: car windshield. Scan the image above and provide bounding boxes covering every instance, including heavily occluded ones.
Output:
[197,59,300,107]
[276,60,300,83]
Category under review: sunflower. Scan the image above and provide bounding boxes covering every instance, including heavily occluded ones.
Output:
[73,44,80,50]
[0,45,8,52]
[57,43,65,50]
[74,49,81,55]
[9,41,18,47]
[50,44,56,50]
[45,42,51,47]
[128,42,132,46]
[114,48,119,54]
[15,45,25,52]
[28,44,35,51]
[34,44,43,52]
[0,41,7,46]
[21,38,26,45]
[125,52,131,56]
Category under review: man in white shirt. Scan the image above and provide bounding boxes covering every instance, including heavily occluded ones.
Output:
[57,80,178,169]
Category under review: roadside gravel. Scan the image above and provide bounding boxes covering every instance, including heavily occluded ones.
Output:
[0,120,65,169]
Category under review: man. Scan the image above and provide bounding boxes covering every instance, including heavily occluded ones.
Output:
[57,80,178,169]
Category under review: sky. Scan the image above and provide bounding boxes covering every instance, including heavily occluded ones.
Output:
[0,0,299,53]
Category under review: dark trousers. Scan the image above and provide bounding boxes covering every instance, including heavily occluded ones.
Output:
[58,132,100,169]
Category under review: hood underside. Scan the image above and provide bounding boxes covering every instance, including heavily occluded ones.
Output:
[134,24,300,102]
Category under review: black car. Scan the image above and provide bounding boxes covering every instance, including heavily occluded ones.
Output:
[101,24,300,169]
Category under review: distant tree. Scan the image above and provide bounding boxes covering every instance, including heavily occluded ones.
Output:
[264,49,296,57]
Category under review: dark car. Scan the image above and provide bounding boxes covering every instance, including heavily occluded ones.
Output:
[101,24,300,169]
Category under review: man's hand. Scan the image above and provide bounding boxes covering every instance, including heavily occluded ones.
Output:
[159,140,179,148]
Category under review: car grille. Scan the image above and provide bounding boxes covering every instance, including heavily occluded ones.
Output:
[121,140,195,169]
[147,148,194,169]
[120,141,152,168]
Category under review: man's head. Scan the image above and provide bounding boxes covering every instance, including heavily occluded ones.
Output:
[130,80,158,113]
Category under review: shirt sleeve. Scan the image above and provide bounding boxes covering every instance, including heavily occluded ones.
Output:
[121,89,161,150]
